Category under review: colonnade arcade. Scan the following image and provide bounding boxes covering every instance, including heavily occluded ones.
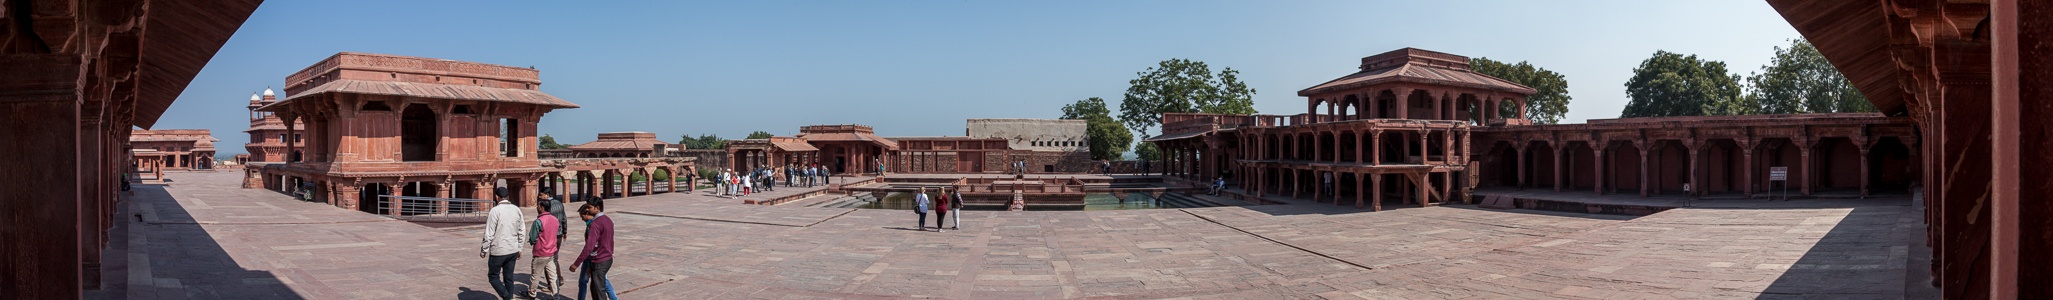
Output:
[1474,115,1919,199]
[1159,119,1472,212]
[261,159,693,216]
[1307,86,1528,125]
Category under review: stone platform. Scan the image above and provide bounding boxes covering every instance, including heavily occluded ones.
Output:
[94,171,1934,299]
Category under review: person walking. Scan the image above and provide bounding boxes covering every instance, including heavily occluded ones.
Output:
[949,188,964,230]
[480,197,526,300]
[570,203,616,300]
[913,188,931,231]
[933,190,950,232]
[741,172,753,196]
[717,169,730,196]
[523,204,561,299]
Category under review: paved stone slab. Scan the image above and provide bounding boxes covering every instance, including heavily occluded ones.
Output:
[96,172,1926,299]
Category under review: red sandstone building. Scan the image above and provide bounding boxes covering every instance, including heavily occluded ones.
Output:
[127,129,220,174]
[251,52,581,212]
[568,131,676,158]
[729,119,1093,174]
[1152,48,1527,210]
[244,88,302,163]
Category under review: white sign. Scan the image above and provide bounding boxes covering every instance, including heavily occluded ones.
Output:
[1769,167,1789,181]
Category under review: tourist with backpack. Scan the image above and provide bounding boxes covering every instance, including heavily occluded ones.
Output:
[913,187,931,231]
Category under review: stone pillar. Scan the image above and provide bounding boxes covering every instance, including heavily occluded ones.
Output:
[1395,88,1413,119]
[1741,143,1755,198]
[336,185,361,211]
[1858,145,1872,198]
[1798,142,1813,196]
[518,177,539,207]
[1638,141,1651,197]
[1370,174,1384,211]
[1369,131,1381,166]
[1595,146,1607,195]
[1354,172,1366,208]
[1687,142,1701,199]
[1514,144,1527,188]
[435,181,452,214]
[385,182,402,217]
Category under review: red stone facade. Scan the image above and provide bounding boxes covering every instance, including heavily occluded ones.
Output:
[1471,114,1917,198]
[129,129,220,171]
[244,88,303,163]
[730,122,1094,175]
[0,0,262,296]
[1768,0,2049,297]
[1151,48,1527,210]
[252,52,579,212]
[568,131,676,158]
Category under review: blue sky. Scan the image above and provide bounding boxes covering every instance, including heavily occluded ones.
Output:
[164,1,1800,156]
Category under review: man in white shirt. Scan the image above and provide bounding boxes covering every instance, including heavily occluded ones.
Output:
[480,198,526,300]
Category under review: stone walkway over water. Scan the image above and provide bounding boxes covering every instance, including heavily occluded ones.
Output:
[94,171,1931,299]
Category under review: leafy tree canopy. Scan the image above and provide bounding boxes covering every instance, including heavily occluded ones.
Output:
[678,134,729,150]
[538,134,567,149]
[1116,59,1256,138]
[1061,97,1133,160]
[1134,142,1162,161]
[1470,57,1572,124]
[1743,39,1872,115]
[747,131,775,139]
[1621,51,1743,118]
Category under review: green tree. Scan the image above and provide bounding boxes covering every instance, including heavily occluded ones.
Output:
[1745,39,1872,115]
[1061,97,1133,160]
[1134,142,1162,161]
[1116,59,1258,138]
[678,134,729,149]
[652,169,670,181]
[538,134,567,149]
[1621,51,1744,118]
[629,171,647,183]
[746,131,775,139]
[1470,57,1572,124]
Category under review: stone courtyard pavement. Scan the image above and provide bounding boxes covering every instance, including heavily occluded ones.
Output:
[93,171,1928,299]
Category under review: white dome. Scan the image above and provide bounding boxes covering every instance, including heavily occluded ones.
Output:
[262,88,275,96]
[250,93,260,101]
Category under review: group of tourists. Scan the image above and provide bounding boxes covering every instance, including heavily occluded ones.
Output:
[783,163,830,187]
[910,187,964,232]
[480,191,618,300]
[717,164,836,197]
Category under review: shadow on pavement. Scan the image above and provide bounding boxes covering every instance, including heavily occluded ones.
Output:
[110,183,304,299]
[1758,205,1908,298]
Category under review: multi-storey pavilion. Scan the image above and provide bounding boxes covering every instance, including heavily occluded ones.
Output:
[1152,48,1532,211]
[244,88,302,163]
[128,129,219,171]
[253,52,579,212]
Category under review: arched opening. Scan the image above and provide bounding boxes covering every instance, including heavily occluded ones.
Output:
[1604,140,1643,194]
[399,182,439,216]
[1337,131,1357,163]
[359,183,390,214]
[1342,95,1362,120]
[1375,90,1398,119]
[1869,137,1917,194]
[1700,139,1745,196]
[401,104,438,162]
[1481,141,1518,187]
[1498,99,1520,120]
[1757,138,1804,195]
[1816,137,1861,192]
[1650,140,1689,195]
[1525,141,1555,189]
[1565,141,1596,190]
